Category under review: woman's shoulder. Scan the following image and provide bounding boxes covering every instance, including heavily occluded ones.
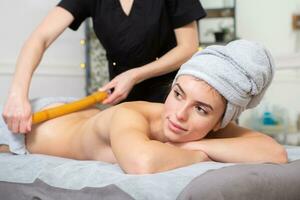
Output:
[117,101,163,111]
[106,102,161,132]
[115,101,163,118]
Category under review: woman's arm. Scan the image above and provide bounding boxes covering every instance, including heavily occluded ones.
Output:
[171,123,288,164]
[101,21,199,104]
[2,7,74,134]
[109,107,209,174]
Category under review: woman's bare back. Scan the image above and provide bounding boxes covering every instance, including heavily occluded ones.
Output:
[26,103,117,162]
[24,101,163,163]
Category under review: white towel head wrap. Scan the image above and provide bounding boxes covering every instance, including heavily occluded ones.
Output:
[174,39,275,128]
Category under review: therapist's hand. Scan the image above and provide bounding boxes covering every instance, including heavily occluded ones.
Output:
[2,94,32,134]
[99,69,139,105]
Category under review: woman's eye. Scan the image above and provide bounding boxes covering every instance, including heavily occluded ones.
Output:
[173,90,182,99]
[195,105,207,115]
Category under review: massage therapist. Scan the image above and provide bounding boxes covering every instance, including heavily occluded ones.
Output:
[2,0,206,134]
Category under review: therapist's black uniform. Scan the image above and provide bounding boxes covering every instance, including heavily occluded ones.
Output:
[58,0,206,103]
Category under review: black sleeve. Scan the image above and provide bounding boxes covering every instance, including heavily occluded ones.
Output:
[166,0,206,29]
[57,0,96,30]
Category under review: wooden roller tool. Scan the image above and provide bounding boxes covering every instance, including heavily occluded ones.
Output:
[32,91,108,125]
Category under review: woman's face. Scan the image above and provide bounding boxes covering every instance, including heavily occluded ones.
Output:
[163,75,226,143]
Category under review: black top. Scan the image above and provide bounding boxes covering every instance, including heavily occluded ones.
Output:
[57,0,206,102]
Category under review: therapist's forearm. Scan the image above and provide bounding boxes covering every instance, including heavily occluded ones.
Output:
[9,37,46,98]
[131,21,199,84]
[8,7,73,98]
[133,44,198,84]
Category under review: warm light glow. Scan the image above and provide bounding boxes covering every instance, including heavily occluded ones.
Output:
[80,63,86,68]
[80,39,85,45]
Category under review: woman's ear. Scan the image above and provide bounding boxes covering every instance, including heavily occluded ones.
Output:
[212,121,222,132]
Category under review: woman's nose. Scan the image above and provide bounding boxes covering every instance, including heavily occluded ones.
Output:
[176,106,189,121]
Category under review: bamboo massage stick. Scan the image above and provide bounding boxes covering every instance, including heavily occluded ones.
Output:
[32,91,108,124]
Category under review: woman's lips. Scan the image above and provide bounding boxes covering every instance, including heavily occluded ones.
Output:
[167,118,187,133]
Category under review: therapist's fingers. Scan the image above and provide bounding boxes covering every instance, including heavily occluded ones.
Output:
[26,118,32,133]
[18,108,32,134]
[4,117,12,132]
[109,95,125,105]
[19,116,31,134]
[100,84,119,104]
[11,118,20,133]
[3,109,32,134]
[4,111,18,133]
[102,91,123,105]
[2,97,32,133]
[98,80,116,92]
[104,86,129,105]
[19,120,27,134]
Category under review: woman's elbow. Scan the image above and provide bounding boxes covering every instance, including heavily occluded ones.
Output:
[254,134,288,164]
[123,154,158,174]
[272,145,288,164]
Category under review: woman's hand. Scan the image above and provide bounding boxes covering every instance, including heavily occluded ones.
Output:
[2,94,32,134]
[99,69,139,105]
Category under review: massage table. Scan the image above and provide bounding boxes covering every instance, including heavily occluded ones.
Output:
[0,147,300,200]
[1,93,300,199]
